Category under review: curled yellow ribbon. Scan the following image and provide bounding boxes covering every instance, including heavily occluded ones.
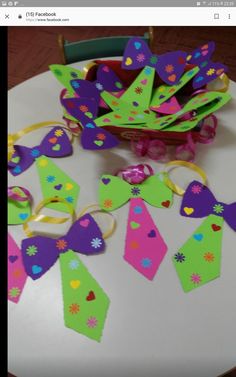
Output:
[8,121,74,162]
[23,197,76,238]
[163,160,208,196]
[83,61,97,76]
[77,204,116,239]
[207,73,230,93]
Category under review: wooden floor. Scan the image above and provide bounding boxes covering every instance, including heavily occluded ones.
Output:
[8,26,236,89]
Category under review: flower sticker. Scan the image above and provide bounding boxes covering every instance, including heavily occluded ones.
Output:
[72,81,80,89]
[69,259,80,270]
[26,245,38,257]
[9,287,21,298]
[136,53,145,63]
[141,258,152,268]
[204,252,215,262]
[213,203,224,214]
[96,133,106,141]
[103,199,113,209]
[165,64,174,73]
[46,175,56,183]
[150,55,158,65]
[135,87,143,95]
[206,68,215,76]
[131,187,140,196]
[191,273,201,284]
[191,184,202,194]
[174,252,186,263]
[54,129,64,137]
[69,303,80,314]
[91,238,102,249]
[95,82,103,91]
[56,239,68,251]
[79,105,88,113]
[87,316,98,328]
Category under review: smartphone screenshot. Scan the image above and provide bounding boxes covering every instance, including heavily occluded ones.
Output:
[4,1,236,377]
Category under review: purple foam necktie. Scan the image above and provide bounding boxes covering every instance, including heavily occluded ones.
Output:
[21,214,105,280]
[70,63,124,104]
[8,126,72,176]
[188,42,228,89]
[180,180,236,230]
[122,37,187,85]
[60,93,119,150]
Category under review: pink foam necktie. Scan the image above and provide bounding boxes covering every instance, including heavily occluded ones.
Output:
[8,233,27,303]
[124,197,167,280]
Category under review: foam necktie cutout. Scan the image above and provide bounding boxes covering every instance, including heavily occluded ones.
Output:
[122,37,187,85]
[8,233,28,303]
[49,64,84,96]
[151,96,182,115]
[150,67,199,109]
[70,63,124,103]
[8,186,32,225]
[36,155,80,213]
[98,170,173,280]
[94,66,159,127]
[8,126,72,176]
[147,91,231,133]
[95,89,157,127]
[60,92,119,150]
[187,42,228,89]
[173,180,236,292]
[21,199,110,341]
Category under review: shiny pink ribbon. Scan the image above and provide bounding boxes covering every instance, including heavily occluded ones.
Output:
[116,164,154,184]
[131,115,218,163]
[8,186,32,203]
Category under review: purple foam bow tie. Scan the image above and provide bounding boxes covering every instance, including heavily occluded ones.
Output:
[122,37,187,85]
[70,64,124,104]
[8,127,72,176]
[180,180,236,231]
[21,214,105,280]
[60,93,119,150]
[188,41,228,89]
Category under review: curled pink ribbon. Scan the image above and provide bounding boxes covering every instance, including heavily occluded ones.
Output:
[131,137,167,161]
[131,115,218,163]
[116,164,154,184]
[8,186,32,203]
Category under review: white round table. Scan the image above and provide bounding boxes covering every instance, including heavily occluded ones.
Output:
[8,59,236,377]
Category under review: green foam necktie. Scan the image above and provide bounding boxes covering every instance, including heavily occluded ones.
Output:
[173,180,236,292]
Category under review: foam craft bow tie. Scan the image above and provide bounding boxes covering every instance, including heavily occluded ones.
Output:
[8,233,28,303]
[173,180,236,292]
[187,42,228,89]
[99,173,173,280]
[70,64,124,103]
[61,93,119,150]
[8,127,72,176]
[122,37,187,85]
[146,91,231,133]
[150,67,200,109]
[50,64,123,99]
[21,213,110,341]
